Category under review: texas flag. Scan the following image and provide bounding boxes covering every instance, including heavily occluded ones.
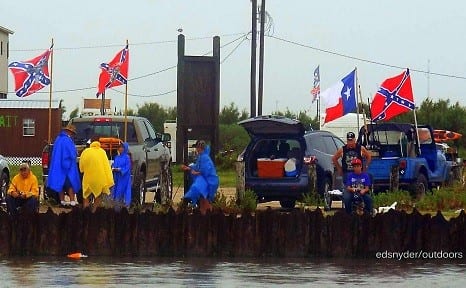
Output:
[321,69,357,123]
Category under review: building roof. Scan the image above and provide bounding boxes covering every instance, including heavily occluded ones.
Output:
[0,99,61,109]
[0,25,14,34]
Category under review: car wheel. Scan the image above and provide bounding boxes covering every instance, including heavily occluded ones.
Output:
[0,171,9,202]
[323,178,332,211]
[412,173,428,200]
[133,171,146,205]
[155,164,173,205]
[279,199,296,209]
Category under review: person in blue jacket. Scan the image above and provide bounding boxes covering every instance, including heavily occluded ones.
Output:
[111,141,132,208]
[181,140,219,215]
[47,124,81,207]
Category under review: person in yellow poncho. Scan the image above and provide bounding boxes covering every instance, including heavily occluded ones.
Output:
[79,141,114,210]
[6,161,39,216]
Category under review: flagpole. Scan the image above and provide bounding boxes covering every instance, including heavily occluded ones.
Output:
[48,38,54,144]
[355,67,360,132]
[317,98,320,129]
[356,68,368,144]
[124,39,128,142]
[411,69,421,155]
[317,66,320,129]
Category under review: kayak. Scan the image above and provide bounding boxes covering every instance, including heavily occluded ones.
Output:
[433,130,462,142]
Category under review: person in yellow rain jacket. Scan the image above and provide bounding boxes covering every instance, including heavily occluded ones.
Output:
[6,161,39,216]
[79,140,114,211]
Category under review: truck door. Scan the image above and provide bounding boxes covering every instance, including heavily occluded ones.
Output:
[142,119,164,181]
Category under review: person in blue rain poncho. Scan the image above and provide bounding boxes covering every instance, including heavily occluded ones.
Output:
[47,124,81,207]
[111,142,132,208]
[181,140,219,215]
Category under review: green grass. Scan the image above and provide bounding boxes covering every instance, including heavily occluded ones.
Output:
[11,164,236,189]
[9,165,44,185]
[172,164,237,187]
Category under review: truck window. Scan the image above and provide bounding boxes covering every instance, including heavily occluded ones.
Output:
[138,119,150,142]
[73,121,137,143]
[125,124,138,143]
[143,119,158,140]
[417,128,432,144]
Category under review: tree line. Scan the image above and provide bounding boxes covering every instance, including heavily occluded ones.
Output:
[68,98,466,157]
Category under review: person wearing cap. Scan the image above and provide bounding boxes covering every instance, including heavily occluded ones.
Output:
[344,158,373,214]
[181,140,219,215]
[332,131,371,180]
[6,162,39,216]
[47,124,82,207]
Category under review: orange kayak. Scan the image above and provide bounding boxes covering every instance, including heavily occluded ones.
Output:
[67,252,88,259]
[433,130,462,142]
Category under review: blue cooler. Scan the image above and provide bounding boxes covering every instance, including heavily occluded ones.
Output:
[284,158,297,177]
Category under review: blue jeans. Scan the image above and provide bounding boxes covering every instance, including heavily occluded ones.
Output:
[6,195,39,216]
[343,190,373,214]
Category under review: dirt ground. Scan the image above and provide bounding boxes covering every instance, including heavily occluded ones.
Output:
[37,186,342,213]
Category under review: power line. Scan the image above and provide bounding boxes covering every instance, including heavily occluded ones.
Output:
[268,35,466,80]
[110,88,176,98]
[221,35,249,64]
[10,32,248,52]
[7,32,250,97]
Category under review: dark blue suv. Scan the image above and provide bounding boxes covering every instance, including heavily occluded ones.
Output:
[238,115,344,208]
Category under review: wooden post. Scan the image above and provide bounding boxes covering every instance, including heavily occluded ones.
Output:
[236,161,245,201]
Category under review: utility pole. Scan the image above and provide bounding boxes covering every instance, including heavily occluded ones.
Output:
[257,0,265,116]
[250,0,257,117]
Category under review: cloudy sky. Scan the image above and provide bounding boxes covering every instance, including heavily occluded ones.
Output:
[2,0,466,119]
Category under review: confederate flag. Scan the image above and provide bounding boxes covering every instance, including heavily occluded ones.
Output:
[96,45,129,97]
[371,69,415,121]
[8,46,52,97]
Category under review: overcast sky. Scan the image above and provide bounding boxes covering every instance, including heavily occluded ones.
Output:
[3,0,466,119]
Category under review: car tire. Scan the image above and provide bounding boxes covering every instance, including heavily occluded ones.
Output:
[412,173,428,200]
[280,199,296,209]
[0,171,9,202]
[322,177,332,211]
[133,171,146,206]
[155,164,173,205]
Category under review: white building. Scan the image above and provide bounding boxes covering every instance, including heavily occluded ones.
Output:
[0,25,14,99]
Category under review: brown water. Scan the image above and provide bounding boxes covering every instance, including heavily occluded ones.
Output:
[1,257,465,287]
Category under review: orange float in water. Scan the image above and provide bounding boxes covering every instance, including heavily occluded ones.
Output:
[433,130,462,142]
[67,252,88,259]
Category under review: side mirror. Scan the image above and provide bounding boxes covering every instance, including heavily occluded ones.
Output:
[162,132,171,142]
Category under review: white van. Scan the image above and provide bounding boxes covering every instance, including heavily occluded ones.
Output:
[320,113,369,140]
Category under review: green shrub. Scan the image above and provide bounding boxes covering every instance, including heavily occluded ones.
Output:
[373,190,413,210]
[237,189,258,213]
[212,192,240,214]
[416,187,466,211]
[299,192,323,208]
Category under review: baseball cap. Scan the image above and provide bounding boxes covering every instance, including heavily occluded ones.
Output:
[351,158,362,166]
[19,162,30,171]
[346,132,355,139]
